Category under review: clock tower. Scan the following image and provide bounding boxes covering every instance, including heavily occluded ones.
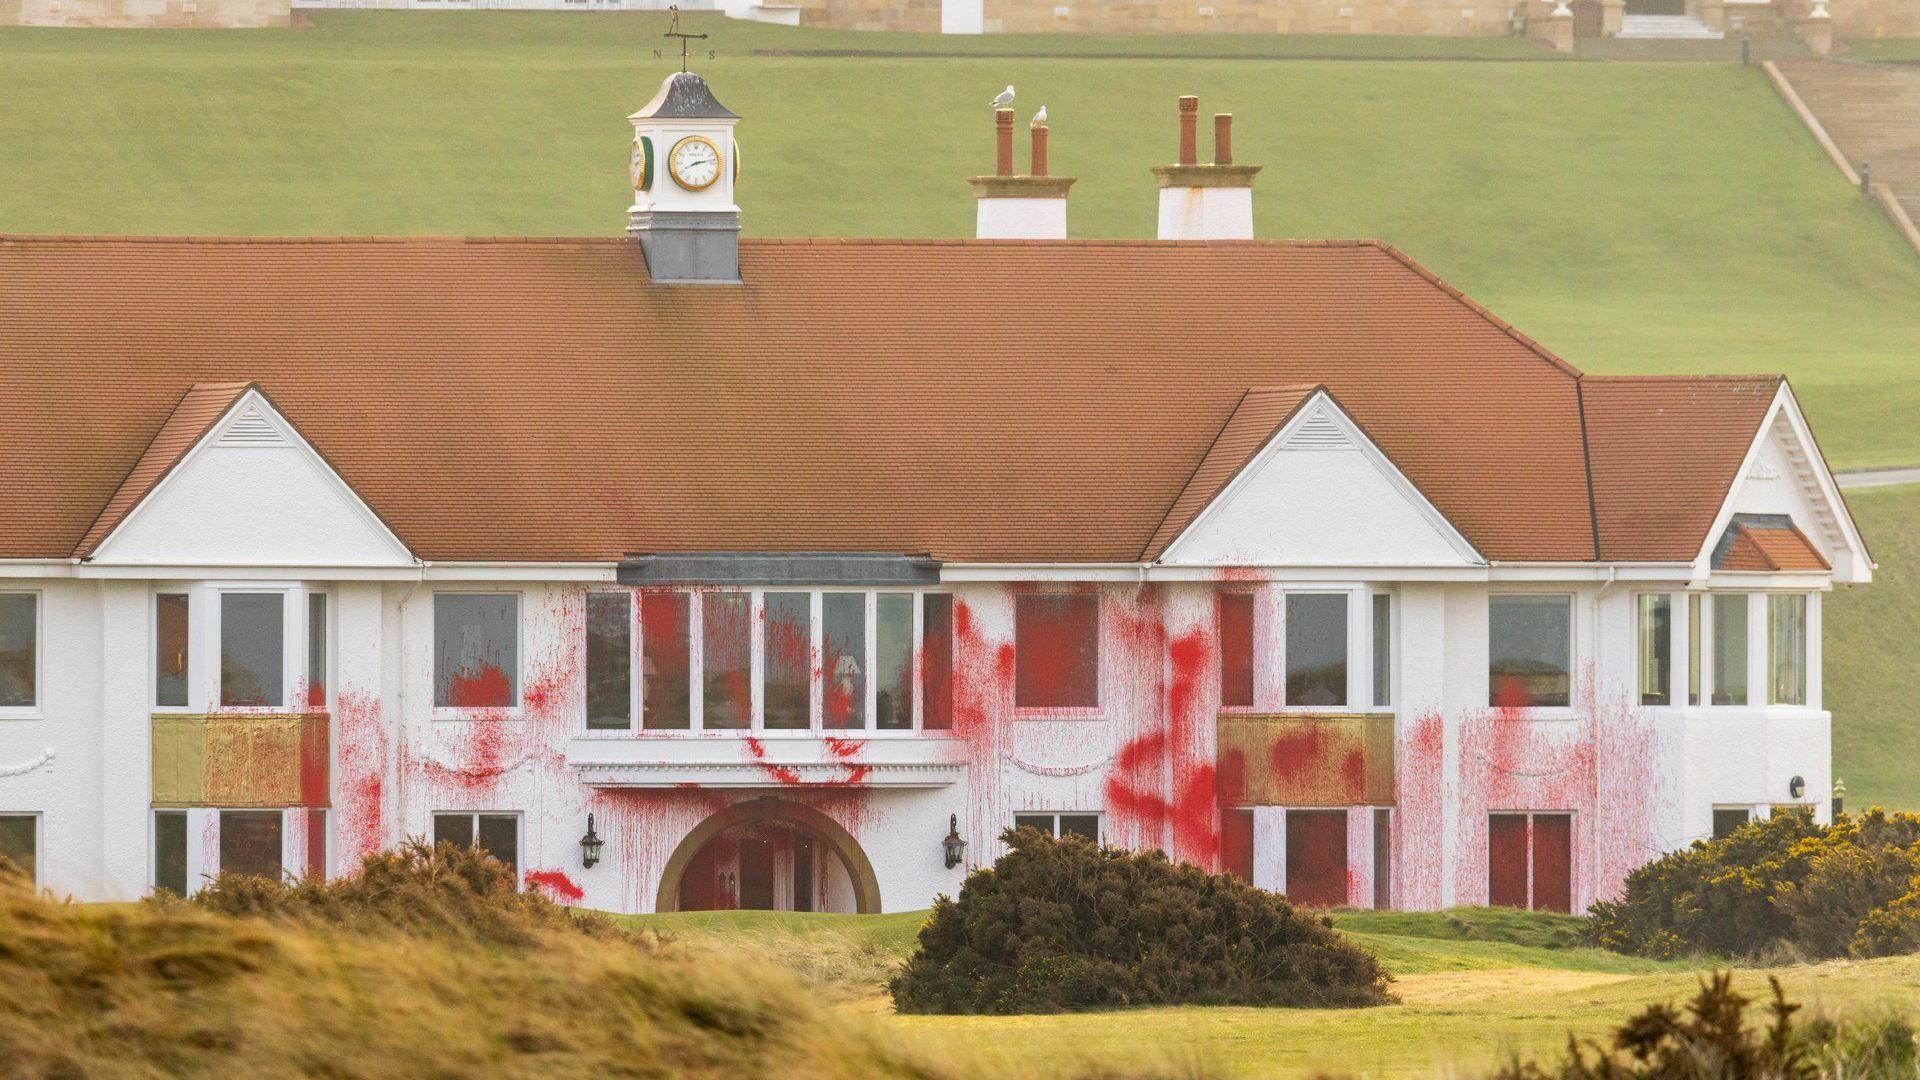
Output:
[627,70,741,284]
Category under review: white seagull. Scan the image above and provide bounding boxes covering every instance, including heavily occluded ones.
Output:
[1030,105,1048,129]
[990,85,1015,108]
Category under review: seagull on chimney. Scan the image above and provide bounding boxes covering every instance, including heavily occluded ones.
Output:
[1030,105,1048,129]
[990,85,1015,108]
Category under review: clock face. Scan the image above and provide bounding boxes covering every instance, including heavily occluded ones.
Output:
[668,135,722,192]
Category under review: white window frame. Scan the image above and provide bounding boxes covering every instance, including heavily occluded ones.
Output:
[1367,590,1395,711]
[614,588,952,737]
[214,806,293,883]
[583,589,638,733]
[152,808,195,897]
[0,811,41,887]
[430,810,523,870]
[152,590,194,713]
[0,590,42,720]
[1012,811,1104,845]
[1486,591,1577,718]
[430,590,524,717]
[1633,591,1678,709]
[1259,586,1394,714]
[1765,591,1815,709]
[1277,588,1357,712]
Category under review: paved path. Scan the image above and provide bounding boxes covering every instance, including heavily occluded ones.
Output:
[1837,466,1920,490]
[1774,58,1920,229]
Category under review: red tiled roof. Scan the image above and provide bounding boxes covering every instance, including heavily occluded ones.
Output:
[1580,375,1783,563]
[1141,385,1319,560]
[1716,520,1831,572]
[71,382,252,557]
[0,234,1776,565]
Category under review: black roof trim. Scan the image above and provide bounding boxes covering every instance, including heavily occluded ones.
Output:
[617,552,940,587]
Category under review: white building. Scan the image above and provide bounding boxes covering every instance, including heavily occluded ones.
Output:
[0,72,1872,915]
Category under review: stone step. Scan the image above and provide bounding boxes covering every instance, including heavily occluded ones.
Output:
[1617,13,1725,37]
[1774,59,1920,216]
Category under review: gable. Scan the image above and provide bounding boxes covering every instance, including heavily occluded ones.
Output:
[1157,392,1481,568]
[1699,385,1870,583]
[87,390,415,570]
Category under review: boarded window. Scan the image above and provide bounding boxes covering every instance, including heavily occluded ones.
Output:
[154,811,188,896]
[433,594,518,709]
[1014,594,1099,708]
[1487,813,1530,908]
[1372,594,1392,708]
[1488,811,1572,912]
[156,593,190,708]
[0,595,33,709]
[585,593,632,730]
[1219,593,1254,709]
[219,810,283,882]
[221,592,284,708]
[0,814,35,883]
[1532,814,1572,913]
[1769,594,1807,706]
[764,592,811,730]
[1286,594,1348,707]
[1637,594,1671,707]
[702,593,751,730]
[306,593,327,708]
[1372,807,1392,910]
[922,594,954,731]
[875,594,913,730]
[822,594,866,729]
[1285,809,1348,907]
[1712,807,1753,840]
[1488,595,1571,708]
[641,592,690,729]
[1221,808,1255,883]
[1712,593,1748,706]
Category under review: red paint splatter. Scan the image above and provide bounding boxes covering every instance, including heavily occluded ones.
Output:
[743,735,802,786]
[524,868,585,904]
[446,664,512,710]
[334,688,386,865]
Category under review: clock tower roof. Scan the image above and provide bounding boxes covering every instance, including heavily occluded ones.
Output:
[630,70,738,122]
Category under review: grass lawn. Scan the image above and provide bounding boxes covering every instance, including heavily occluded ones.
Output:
[1826,482,1920,811]
[632,904,1920,1078]
[1845,37,1920,62]
[1,12,1917,468]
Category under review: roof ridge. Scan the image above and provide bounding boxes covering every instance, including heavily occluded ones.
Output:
[73,381,257,558]
[0,233,1394,249]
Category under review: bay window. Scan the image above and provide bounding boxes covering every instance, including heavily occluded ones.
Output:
[1636,594,1671,707]
[641,591,691,729]
[1711,593,1748,706]
[875,593,913,730]
[1769,594,1808,706]
[921,594,953,731]
[703,592,752,730]
[821,594,866,729]
[1488,594,1572,709]
[764,592,811,729]
[1687,593,1703,706]
[585,593,632,730]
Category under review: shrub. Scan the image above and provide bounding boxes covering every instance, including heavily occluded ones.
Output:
[1584,808,1920,960]
[888,826,1394,1014]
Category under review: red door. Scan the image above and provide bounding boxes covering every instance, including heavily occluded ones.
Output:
[1531,814,1573,913]
[1286,810,1349,907]
[1488,813,1530,908]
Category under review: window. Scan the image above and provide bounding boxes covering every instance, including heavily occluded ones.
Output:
[1712,806,1753,840]
[703,593,752,730]
[1014,594,1099,709]
[1769,594,1808,706]
[1219,593,1254,709]
[306,594,327,708]
[220,592,284,708]
[0,814,36,883]
[1371,594,1392,709]
[154,810,188,896]
[1013,812,1101,844]
[822,594,866,729]
[1286,809,1348,907]
[585,593,632,730]
[1286,594,1348,708]
[0,593,35,709]
[156,593,190,708]
[875,594,913,730]
[764,592,811,730]
[1687,593,1703,707]
[1488,595,1571,709]
[1488,811,1571,912]
[922,594,954,731]
[1372,807,1393,910]
[434,594,518,709]
[219,810,283,881]
[1711,594,1748,706]
[433,812,519,876]
[641,592,691,729]
[1637,594,1672,707]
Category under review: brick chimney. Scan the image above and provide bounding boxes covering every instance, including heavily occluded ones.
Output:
[971,108,1075,240]
[1153,96,1260,240]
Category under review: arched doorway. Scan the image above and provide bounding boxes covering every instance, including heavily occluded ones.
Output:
[655,797,882,914]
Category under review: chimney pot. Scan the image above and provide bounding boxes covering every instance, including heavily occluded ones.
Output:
[1178,96,1199,166]
[1214,113,1233,166]
[995,109,1015,176]
[1031,125,1050,177]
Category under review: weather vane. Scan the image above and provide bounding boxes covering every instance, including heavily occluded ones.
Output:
[664,6,707,73]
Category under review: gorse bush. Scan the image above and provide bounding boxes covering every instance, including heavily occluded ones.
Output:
[889,826,1394,1013]
[1586,808,1920,960]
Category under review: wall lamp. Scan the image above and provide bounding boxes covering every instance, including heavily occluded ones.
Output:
[580,814,604,870]
[943,813,967,870]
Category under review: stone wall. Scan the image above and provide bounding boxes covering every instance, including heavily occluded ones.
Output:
[1,0,288,25]
[790,0,940,32]
[979,0,1516,35]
